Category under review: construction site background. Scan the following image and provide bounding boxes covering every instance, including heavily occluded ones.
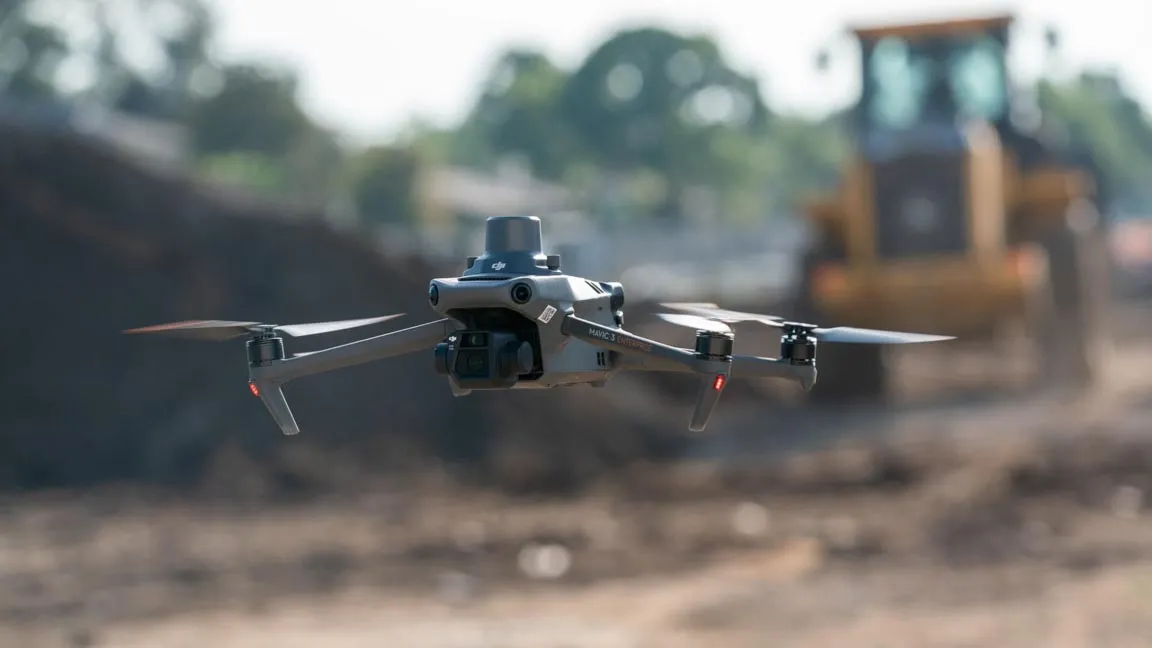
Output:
[4,2,1152,646]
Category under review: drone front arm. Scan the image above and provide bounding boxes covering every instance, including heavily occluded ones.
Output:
[252,318,459,384]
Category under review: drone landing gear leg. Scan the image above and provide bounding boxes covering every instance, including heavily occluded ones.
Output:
[689,372,729,432]
[249,381,300,435]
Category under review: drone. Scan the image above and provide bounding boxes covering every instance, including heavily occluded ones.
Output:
[124,215,954,435]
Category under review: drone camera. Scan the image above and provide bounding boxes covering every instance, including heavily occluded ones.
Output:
[461,332,488,347]
[455,348,490,379]
[433,329,536,389]
[246,335,285,366]
[694,330,734,360]
[780,324,817,366]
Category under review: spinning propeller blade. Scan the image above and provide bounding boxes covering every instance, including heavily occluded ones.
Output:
[803,326,953,345]
[275,316,403,337]
[656,313,732,334]
[121,320,262,341]
[123,314,404,340]
[124,314,406,436]
[660,303,783,326]
[658,305,952,345]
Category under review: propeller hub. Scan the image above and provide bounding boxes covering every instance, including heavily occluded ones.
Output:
[694,329,734,360]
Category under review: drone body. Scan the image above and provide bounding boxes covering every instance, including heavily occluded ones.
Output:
[125,215,954,435]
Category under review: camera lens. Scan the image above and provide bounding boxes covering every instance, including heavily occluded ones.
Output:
[428,284,439,305]
[454,349,489,378]
[510,282,533,304]
[466,353,486,373]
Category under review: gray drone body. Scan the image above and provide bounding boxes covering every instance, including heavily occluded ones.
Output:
[427,215,626,394]
[124,215,955,436]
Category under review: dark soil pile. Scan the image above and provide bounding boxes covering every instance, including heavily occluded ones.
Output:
[0,126,684,496]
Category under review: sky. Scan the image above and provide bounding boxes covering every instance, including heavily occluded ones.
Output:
[205,0,1151,143]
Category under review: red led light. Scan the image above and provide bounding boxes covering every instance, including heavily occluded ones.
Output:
[248,382,260,397]
[712,375,726,391]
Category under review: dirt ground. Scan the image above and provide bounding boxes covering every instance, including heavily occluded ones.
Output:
[5,303,1152,647]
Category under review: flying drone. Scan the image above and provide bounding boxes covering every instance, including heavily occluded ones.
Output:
[124,215,954,435]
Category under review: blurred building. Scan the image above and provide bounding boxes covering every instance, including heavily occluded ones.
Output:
[0,95,190,169]
[373,162,581,264]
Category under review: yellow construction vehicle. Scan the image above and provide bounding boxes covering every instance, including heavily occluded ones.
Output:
[793,13,1113,402]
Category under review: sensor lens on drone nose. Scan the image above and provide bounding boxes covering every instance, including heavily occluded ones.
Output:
[510,282,533,304]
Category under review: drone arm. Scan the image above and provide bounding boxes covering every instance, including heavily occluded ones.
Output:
[562,314,738,432]
[730,355,817,390]
[252,318,459,384]
[610,353,694,373]
[560,315,701,373]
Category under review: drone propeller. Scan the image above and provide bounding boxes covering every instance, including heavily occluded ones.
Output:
[123,313,408,437]
[660,303,783,327]
[122,314,405,341]
[659,304,952,345]
[657,313,733,334]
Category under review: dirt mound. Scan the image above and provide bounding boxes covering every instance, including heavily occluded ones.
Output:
[0,126,683,495]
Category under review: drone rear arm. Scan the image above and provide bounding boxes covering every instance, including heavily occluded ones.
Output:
[252,318,459,384]
[730,355,816,389]
[560,315,704,373]
[561,315,813,384]
[562,314,818,432]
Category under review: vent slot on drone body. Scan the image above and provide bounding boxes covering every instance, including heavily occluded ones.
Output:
[585,280,604,294]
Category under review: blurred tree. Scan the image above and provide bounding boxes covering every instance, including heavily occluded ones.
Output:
[394,118,457,163]
[558,27,770,219]
[0,0,216,116]
[0,18,67,99]
[112,0,218,118]
[0,0,346,205]
[184,61,350,204]
[759,112,851,215]
[1039,71,1152,212]
[282,124,347,205]
[463,48,579,180]
[187,63,315,158]
[345,144,429,226]
[197,151,290,193]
